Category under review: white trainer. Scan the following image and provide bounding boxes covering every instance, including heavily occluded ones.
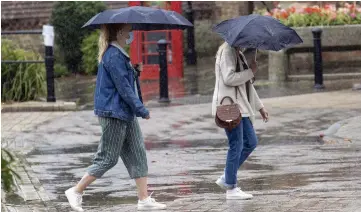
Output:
[65,187,84,212]
[226,187,253,200]
[137,193,167,211]
[215,176,229,190]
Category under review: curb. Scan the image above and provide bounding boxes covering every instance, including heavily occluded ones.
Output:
[2,153,58,211]
[1,101,77,112]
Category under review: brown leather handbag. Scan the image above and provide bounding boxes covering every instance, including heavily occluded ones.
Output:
[215,95,242,130]
[215,50,251,130]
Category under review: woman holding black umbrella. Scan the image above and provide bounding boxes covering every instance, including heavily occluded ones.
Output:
[65,23,166,211]
[64,6,193,211]
[212,43,269,199]
[212,14,302,199]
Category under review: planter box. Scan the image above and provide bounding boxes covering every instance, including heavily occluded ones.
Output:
[268,25,361,82]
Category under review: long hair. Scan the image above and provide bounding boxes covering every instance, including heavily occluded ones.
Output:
[98,24,124,63]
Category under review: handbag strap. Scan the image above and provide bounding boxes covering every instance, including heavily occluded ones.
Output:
[216,48,254,104]
[220,96,234,105]
[236,52,250,102]
[216,48,239,103]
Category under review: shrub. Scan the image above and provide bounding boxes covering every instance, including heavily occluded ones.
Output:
[183,20,223,58]
[1,149,20,193]
[51,1,106,74]
[54,63,69,78]
[81,31,99,75]
[256,3,361,27]
[1,39,46,102]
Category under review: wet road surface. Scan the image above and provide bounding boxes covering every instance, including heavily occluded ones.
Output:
[5,105,361,212]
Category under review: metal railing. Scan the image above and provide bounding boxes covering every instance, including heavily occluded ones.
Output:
[1,29,56,102]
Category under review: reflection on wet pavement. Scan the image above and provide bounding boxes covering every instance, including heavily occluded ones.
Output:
[5,105,361,211]
[55,72,361,110]
[23,134,361,211]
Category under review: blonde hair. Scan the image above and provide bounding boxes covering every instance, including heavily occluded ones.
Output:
[98,24,124,63]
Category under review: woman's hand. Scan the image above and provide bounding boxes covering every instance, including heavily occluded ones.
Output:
[138,62,143,72]
[143,114,150,120]
[250,60,257,74]
[259,107,269,123]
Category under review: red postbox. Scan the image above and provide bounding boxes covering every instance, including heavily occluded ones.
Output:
[129,1,184,80]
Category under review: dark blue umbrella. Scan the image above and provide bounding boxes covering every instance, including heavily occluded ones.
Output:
[213,14,303,51]
[83,6,193,31]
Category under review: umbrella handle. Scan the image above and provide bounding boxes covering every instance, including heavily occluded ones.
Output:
[261,1,271,13]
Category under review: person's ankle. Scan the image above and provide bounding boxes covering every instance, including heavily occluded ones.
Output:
[74,186,84,194]
[139,196,149,201]
[138,194,149,201]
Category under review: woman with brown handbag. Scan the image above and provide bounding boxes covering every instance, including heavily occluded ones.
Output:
[212,42,269,200]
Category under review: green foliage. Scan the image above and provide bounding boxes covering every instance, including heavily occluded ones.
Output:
[1,149,20,193]
[50,1,106,74]
[195,20,223,57]
[1,39,46,102]
[81,31,99,75]
[183,20,223,58]
[54,63,69,78]
[255,4,361,27]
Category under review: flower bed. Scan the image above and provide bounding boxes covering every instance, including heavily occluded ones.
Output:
[256,3,361,27]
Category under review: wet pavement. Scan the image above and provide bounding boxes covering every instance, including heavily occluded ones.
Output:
[2,90,361,211]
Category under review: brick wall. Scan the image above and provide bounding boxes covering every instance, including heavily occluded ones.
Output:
[1,1,218,31]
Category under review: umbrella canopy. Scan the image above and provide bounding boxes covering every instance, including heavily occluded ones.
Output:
[213,14,303,51]
[83,6,193,31]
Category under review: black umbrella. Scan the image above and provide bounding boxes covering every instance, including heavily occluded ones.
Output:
[213,14,302,51]
[83,6,193,31]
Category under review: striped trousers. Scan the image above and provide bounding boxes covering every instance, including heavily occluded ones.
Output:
[87,116,148,179]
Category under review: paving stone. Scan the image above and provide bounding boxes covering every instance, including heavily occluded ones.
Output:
[2,92,361,211]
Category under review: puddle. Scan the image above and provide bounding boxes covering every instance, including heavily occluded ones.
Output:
[27,135,321,157]
[18,135,361,209]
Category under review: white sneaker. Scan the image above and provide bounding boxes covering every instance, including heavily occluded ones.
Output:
[137,193,167,211]
[227,187,253,200]
[216,176,229,190]
[65,187,84,212]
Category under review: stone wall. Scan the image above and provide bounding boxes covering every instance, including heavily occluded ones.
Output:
[290,25,361,75]
[268,25,361,81]
[188,1,252,58]
[215,1,250,21]
[289,51,361,75]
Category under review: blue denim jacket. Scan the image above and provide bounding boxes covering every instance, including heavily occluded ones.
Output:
[94,45,149,121]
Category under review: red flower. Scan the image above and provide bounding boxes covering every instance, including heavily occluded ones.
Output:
[280,10,289,19]
[287,7,296,14]
[304,7,313,14]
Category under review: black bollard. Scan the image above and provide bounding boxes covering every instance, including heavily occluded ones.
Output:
[45,46,56,102]
[158,39,170,103]
[312,28,325,90]
[186,1,197,65]
[43,25,56,102]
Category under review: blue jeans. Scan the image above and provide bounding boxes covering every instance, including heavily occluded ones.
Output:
[223,118,258,189]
